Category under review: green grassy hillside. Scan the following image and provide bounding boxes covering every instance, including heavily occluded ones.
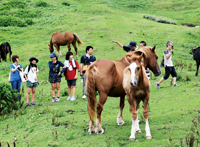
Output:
[0,0,200,146]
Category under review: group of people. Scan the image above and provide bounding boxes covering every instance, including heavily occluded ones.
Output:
[9,41,179,106]
[9,46,96,106]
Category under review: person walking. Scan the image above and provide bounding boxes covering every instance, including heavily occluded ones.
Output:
[64,52,79,101]
[10,55,23,94]
[156,41,180,89]
[48,53,66,102]
[24,57,39,106]
[111,40,138,52]
[80,46,96,99]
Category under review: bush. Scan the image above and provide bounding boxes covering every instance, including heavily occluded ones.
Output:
[35,1,48,7]
[0,16,27,27]
[62,2,70,6]
[0,0,27,10]
[143,15,176,25]
[0,83,19,115]
[25,19,34,25]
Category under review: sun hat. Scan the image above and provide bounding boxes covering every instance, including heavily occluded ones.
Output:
[128,41,137,47]
[50,52,56,58]
[29,57,38,63]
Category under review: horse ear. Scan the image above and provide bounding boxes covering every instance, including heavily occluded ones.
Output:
[151,45,156,52]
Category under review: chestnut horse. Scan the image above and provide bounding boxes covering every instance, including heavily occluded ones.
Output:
[85,46,161,134]
[123,54,151,140]
[48,32,83,57]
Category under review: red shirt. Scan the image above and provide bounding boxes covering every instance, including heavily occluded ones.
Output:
[65,60,79,80]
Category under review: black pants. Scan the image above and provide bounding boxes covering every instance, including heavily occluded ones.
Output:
[163,66,177,80]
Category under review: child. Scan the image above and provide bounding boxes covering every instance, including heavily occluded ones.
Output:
[49,53,66,102]
[64,52,79,101]
[24,57,39,106]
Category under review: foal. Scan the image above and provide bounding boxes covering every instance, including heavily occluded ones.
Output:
[123,54,151,140]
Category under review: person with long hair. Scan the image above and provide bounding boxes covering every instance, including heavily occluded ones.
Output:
[64,51,79,101]
[10,55,23,93]
[24,57,39,106]
[48,53,66,102]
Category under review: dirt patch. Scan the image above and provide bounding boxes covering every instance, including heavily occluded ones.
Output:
[181,24,199,27]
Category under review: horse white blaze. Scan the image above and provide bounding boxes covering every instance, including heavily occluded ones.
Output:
[145,118,151,138]
[129,62,138,86]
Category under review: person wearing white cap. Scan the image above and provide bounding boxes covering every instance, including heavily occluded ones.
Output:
[111,40,138,52]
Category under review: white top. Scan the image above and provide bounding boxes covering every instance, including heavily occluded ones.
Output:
[164,49,173,67]
[24,66,39,83]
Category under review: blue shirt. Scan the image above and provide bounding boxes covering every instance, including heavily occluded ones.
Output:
[80,54,96,65]
[48,61,65,78]
[10,63,23,82]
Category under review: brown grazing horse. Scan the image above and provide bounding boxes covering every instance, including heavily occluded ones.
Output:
[48,32,83,57]
[85,46,161,134]
[123,54,151,140]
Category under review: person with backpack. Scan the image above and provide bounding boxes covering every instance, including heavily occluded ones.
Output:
[156,41,180,89]
[80,46,96,99]
[64,52,79,101]
[48,53,66,102]
[24,57,39,106]
[10,55,23,93]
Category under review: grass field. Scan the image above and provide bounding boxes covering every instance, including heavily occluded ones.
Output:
[0,0,200,146]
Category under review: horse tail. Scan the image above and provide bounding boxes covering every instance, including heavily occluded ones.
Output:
[73,33,83,46]
[85,64,101,121]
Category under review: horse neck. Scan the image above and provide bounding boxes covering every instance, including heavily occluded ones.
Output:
[138,66,145,86]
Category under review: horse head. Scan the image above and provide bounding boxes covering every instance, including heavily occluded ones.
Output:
[132,46,161,77]
[48,44,54,53]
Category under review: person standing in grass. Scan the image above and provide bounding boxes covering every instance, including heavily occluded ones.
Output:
[64,52,79,101]
[48,53,66,102]
[10,55,23,93]
[111,40,138,52]
[24,57,39,106]
[80,46,96,99]
[156,41,180,89]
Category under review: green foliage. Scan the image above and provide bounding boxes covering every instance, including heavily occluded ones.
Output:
[0,83,19,115]
[0,0,27,10]
[188,49,193,55]
[35,1,48,7]
[62,2,70,6]
[0,16,26,27]
[143,15,176,25]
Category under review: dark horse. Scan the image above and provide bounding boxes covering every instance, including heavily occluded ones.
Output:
[48,32,83,57]
[0,42,12,62]
[192,47,200,76]
[85,46,161,134]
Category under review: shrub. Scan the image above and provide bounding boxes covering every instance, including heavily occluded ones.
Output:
[25,19,34,25]
[143,15,176,25]
[0,83,19,115]
[62,2,70,6]
[35,1,48,7]
[0,0,27,10]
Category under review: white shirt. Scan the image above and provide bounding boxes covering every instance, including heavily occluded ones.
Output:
[24,66,39,83]
[164,49,173,67]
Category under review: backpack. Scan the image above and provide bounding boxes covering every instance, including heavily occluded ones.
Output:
[83,54,95,65]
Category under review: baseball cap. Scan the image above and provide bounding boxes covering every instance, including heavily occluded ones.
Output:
[128,41,137,47]
[50,53,56,58]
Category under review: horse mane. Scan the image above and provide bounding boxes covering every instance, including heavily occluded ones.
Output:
[121,52,134,64]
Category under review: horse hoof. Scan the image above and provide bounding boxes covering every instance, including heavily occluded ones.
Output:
[146,136,152,139]
[118,121,124,126]
[89,131,95,134]
[97,129,104,134]
[129,137,136,141]
[136,130,141,133]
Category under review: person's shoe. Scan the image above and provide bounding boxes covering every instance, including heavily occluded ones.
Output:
[67,96,71,101]
[172,84,180,87]
[56,98,60,102]
[156,82,159,90]
[26,103,31,106]
[52,98,56,103]
[31,102,36,105]
[70,96,76,101]
[82,95,86,99]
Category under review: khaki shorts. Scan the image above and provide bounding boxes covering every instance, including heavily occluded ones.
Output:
[27,80,38,88]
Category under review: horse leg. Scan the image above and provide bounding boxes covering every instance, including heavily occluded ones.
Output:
[129,96,137,140]
[117,95,125,125]
[88,117,95,134]
[54,44,61,57]
[96,92,107,134]
[135,109,141,133]
[72,42,78,58]
[195,60,199,76]
[67,43,71,52]
[143,93,151,139]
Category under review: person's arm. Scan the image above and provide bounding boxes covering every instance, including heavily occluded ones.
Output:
[11,64,20,72]
[74,69,78,79]
[111,40,123,48]
[80,63,83,76]
[165,49,173,59]
[48,61,54,69]
[24,66,28,81]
